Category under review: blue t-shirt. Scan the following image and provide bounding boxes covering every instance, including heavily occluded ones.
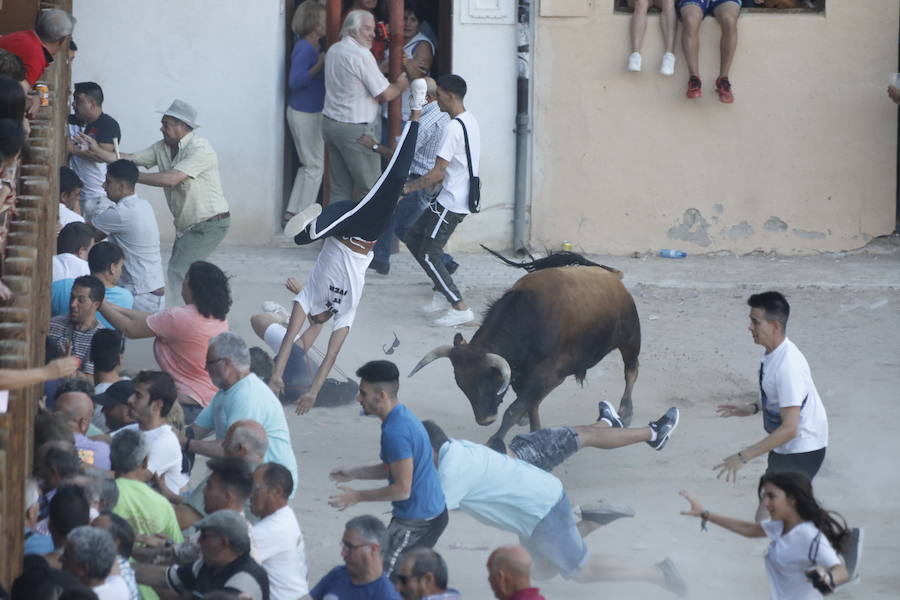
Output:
[288,38,326,113]
[380,404,445,520]
[51,278,134,329]
[195,373,299,494]
[24,528,54,555]
[310,566,400,600]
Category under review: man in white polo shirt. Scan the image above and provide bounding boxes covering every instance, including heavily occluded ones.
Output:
[323,9,408,205]
[92,159,166,312]
[403,74,480,327]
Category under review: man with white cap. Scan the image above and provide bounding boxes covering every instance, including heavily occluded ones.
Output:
[78,99,230,294]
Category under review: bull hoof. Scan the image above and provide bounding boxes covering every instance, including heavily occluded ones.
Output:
[618,403,633,427]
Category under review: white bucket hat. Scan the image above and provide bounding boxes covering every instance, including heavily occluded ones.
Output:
[157,99,200,129]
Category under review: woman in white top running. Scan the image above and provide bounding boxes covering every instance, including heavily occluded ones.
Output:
[680,472,851,599]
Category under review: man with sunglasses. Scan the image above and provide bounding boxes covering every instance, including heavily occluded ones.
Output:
[309,514,401,600]
[394,547,459,600]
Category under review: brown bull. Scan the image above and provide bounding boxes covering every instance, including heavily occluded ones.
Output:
[410,249,641,446]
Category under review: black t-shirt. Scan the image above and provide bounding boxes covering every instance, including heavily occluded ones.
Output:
[167,553,270,600]
[67,112,122,145]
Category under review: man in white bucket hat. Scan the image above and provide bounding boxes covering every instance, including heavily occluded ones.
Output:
[77,99,230,296]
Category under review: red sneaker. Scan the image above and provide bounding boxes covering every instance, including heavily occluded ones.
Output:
[716,76,734,104]
[686,76,702,99]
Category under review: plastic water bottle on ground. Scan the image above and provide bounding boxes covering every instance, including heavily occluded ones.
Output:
[659,249,687,259]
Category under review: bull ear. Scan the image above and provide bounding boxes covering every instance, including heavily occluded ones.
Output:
[453,333,467,346]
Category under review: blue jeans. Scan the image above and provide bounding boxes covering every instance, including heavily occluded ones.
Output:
[373,186,455,268]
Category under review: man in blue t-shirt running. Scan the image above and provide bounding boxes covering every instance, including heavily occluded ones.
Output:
[329,360,447,576]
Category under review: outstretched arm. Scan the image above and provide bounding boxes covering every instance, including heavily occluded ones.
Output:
[679,490,766,538]
[328,458,412,510]
[714,405,801,482]
[99,302,156,339]
[0,357,80,390]
[295,326,349,415]
[270,301,309,397]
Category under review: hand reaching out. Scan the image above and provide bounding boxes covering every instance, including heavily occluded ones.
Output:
[678,490,706,517]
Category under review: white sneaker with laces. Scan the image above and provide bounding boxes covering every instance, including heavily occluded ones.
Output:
[433,307,474,327]
[409,78,427,111]
[283,203,322,238]
[261,301,291,323]
[627,52,642,72]
[660,52,676,76]
[422,292,446,313]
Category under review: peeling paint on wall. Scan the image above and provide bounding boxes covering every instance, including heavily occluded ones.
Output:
[667,208,711,247]
[726,221,754,241]
[764,217,788,232]
[792,228,827,239]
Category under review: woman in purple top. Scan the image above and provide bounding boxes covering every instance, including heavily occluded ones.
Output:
[285,1,328,228]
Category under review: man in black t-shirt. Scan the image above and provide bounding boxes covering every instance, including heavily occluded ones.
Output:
[164,510,269,600]
[67,81,122,220]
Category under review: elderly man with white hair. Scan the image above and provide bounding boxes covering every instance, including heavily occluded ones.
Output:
[61,525,131,600]
[0,8,76,96]
[184,333,298,493]
[322,8,409,204]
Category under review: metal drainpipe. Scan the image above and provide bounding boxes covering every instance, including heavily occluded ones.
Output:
[512,0,534,253]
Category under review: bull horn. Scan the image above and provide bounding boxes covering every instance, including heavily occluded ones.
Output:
[408,345,453,377]
[484,353,512,395]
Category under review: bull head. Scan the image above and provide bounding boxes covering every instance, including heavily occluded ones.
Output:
[409,333,512,426]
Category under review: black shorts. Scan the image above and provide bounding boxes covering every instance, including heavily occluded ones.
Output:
[766,447,826,481]
[383,507,449,577]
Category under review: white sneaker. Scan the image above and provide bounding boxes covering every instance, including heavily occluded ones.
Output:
[422,292,446,313]
[433,307,474,327]
[283,203,322,238]
[627,52,642,72]
[660,52,676,76]
[409,78,427,111]
[261,301,291,323]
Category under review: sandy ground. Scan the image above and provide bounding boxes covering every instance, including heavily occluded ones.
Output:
[123,239,900,599]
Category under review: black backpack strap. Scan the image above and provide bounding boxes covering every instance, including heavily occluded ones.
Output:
[454,117,475,180]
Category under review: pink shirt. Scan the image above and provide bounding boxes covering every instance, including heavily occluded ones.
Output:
[146,305,228,406]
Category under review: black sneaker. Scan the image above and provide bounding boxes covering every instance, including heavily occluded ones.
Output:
[647,407,679,451]
[657,557,688,598]
[597,401,624,428]
[368,261,390,275]
[580,502,635,526]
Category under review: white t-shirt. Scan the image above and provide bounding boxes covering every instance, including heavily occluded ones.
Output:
[294,237,371,330]
[116,423,188,492]
[252,505,310,600]
[92,194,165,295]
[762,519,841,600]
[59,203,85,227]
[323,36,390,124]
[52,253,90,282]
[435,111,480,215]
[93,574,131,600]
[760,338,828,454]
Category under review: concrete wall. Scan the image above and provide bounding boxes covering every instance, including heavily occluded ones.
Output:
[72,0,287,246]
[531,0,899,254]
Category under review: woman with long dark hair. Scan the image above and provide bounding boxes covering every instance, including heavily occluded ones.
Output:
[680,472,856,599]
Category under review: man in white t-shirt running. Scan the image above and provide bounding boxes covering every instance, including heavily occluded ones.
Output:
[269,82,427,414]
[402,74,479,327]
[714,291,829,519]
[118,370,188,494]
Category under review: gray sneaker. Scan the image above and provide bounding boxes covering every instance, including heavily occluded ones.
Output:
[597,401,624,428]
[580,502,635,526]
[657,557,688,598]
[647,407,679,451]
[841,527,864,583]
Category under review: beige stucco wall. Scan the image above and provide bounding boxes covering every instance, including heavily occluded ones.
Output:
[531,0,899,254]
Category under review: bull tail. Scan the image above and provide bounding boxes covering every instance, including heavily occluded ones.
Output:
[480,245,621,277]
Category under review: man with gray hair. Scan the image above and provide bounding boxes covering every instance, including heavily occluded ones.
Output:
[309,514,401,600]
[78,99,230,292]
[0,8,76,87]
[184,333,298,492]
[322,9,409,205]
[61,525,130,599]
[394,547,459,600]
[160,510,269,600]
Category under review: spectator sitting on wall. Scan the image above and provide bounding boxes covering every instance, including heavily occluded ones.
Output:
[91,513,141,600]
[61,525,131,599]
[94,380,137,433]
[322,9,409,205]
[626,0,676,76]
[92,159,167,313]
[52,242,134,329]
[66,81,121,221]
[77,100,231,294]
[53,222,94,282]
[100,261,230,424]
[284,0,328,228]
[48,275,104,376]
[53,378,111,471]
[678,0,740,103]
[59,166,85,227]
